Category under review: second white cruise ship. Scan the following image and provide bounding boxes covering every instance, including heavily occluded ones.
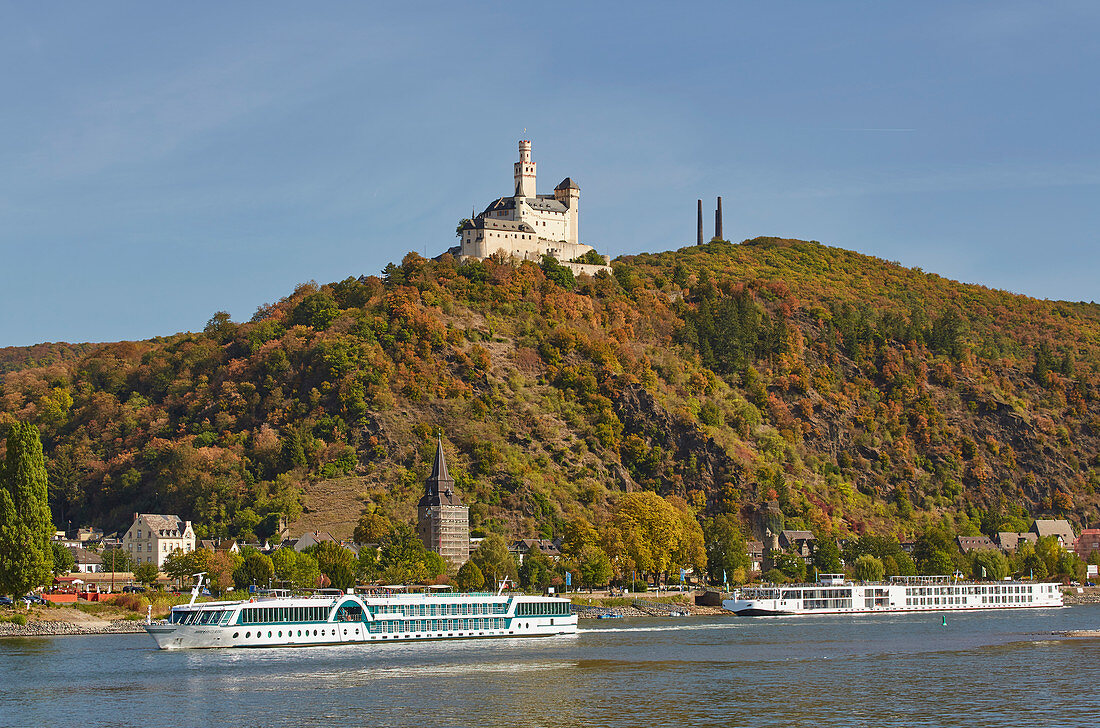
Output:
[724,574,1063,616]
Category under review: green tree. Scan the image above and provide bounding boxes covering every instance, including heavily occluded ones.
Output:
[134,562,159,588]
[100,547,132,574]
[310,541,357,590]
[518,550,554,592]
[913,527,956,575]
[51,542,75,577]
[233,551,275,590]
[703,515,749,584]
[773,551,806,582]
[971,549,1009,580]
[356,547,378,584]
[540,254,575,290]
[163,547,215,587]
[853,554,885,582]
[812,537,843,574]
[456,560,485,592]
[576,544,612,590]
[269,548,320,590]
[471,533,518,587]
[378,524,447,584]
[0,422,55,598]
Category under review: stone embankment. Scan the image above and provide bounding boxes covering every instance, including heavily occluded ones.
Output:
[0,619,146,638]
[1062,586,1100,606]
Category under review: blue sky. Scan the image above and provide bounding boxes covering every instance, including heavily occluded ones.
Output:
[2,1,1098,347]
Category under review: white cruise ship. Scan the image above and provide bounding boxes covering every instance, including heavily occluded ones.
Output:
[723,574,1063,616]
[145,580,577,650]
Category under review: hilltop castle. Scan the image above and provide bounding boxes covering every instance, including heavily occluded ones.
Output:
[454,140,611,275]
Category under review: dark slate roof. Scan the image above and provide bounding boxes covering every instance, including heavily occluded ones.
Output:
[419,438,463,508]
[462,217,536,233]
[555,177,579,191]
[523,197,567,212]
[481,195,568,215]
[482,197,516,214]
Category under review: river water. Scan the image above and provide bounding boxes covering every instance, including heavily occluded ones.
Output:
[2,606,1098,727]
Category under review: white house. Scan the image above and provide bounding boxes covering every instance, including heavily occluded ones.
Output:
[456,140,611,276]
[123,513,196,569]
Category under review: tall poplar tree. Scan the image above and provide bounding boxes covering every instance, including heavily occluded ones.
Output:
[0,422,55,598]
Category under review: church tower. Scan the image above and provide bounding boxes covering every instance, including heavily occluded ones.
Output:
[416,436,470,566]
[513,139,537,198]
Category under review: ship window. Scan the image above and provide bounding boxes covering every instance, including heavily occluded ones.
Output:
[245,632,250,638]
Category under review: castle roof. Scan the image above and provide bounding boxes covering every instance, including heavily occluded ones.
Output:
[462,216,536,234]
[481,195,568,215]
[523,196,568,212]
[555,177,579,191]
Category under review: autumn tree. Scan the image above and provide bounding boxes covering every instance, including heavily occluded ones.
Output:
[353,511,393,544]
[601,492,683,584]
[209,551,241,594]
[456,560,484,592]
[0,423,54,598]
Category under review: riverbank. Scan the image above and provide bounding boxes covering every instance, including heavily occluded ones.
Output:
[0,605,146,638]
[0,619,146,637]
[1062,586,1100,605]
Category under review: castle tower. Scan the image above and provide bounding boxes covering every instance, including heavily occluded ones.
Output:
[416,436,470,565]
[554,177,581,244]
[514,139,537,198]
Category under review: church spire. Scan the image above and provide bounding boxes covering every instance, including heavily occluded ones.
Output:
[427,434,452,490]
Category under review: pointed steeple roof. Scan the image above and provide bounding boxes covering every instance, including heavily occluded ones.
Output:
[429,436,452,485]
[419,434,461,507]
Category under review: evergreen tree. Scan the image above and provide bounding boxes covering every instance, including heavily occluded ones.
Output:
[0,423,54,598]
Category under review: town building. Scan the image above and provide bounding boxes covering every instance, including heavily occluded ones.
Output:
[67,546,103,573]
[746,540,764,573]
[1031,519,1077,548]
[198,539,241,555]
[1074,528,1100,563]
[509,539,561,564]
[957,535,997,554]
[779,530,817,563]
[995,531,1037,551]
[417,438,470,566]
[454,140,611,276]
[122,513,196,569]
[293,532,336,553]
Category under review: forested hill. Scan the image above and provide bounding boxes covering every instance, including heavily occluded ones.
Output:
[2,237,1099,543]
